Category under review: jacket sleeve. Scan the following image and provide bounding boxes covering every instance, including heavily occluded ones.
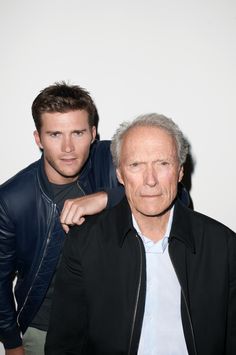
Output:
[45,232,88,354]
[105,186,124,209]
[226,230,236,354]
[0,199,22,349]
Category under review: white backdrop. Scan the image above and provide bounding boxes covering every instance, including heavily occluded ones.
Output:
[0,0,235,352]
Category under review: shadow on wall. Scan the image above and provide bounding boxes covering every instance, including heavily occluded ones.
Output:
[181,143,195,210]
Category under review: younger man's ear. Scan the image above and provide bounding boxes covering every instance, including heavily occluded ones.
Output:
[91,126,96,143]
[33,130,43,150]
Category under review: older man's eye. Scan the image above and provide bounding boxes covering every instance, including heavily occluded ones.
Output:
[130,162,139,167]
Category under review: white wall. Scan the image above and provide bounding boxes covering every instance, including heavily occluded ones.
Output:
[0,0,235,352]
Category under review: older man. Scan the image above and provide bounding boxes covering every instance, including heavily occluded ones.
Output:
[45,113,236,355]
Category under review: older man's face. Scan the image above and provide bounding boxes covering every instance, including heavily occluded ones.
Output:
[116,125,183,219]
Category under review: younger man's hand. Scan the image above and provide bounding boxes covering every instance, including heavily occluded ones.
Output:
[5,346,24,355]
[60,192,108,233]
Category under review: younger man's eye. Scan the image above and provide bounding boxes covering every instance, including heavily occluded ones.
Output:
[50,132,60,137]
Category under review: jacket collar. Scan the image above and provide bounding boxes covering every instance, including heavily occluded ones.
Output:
[112,197,137,247]
[169,199,196,254]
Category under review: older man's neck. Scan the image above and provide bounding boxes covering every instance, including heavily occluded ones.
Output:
[133,210,171,242]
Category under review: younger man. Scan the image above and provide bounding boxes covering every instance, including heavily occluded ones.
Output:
[0,82,121,354]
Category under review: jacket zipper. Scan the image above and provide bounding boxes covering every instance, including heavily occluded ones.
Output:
[17,182,85,326]
[128,234,143,355]
[169,251,198,355]
[181,288,198,355]
[17,203,57,327]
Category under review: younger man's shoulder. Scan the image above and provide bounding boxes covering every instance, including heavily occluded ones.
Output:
[0,159,40,195]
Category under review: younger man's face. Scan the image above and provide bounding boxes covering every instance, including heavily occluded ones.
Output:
[34,109,96,184]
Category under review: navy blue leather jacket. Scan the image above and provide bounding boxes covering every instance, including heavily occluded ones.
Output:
[0,140,121,349]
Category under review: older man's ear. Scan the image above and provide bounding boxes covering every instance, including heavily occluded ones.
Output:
[116,168,124,186]
[178,166,184,182]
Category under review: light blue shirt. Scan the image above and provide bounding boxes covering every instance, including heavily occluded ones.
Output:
[133,208,188,355]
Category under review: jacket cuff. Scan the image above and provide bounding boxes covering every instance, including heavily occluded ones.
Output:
[2,328,22,349]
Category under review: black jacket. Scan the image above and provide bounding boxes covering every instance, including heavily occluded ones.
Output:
[45,197,236,355]
[0,140,121,349]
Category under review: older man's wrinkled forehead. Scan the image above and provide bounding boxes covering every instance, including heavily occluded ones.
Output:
[120,125,179,165]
